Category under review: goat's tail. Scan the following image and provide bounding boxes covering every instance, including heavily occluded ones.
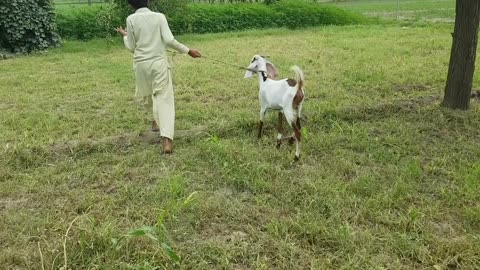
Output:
[283,66,305,127]
[291,65,304,91]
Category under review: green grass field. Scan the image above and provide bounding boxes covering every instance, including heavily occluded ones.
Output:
[2,24,480,269]
[54,0,456,22]
[325,0,455,22]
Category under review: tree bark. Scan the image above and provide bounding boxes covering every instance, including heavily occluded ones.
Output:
[442,0,480,110]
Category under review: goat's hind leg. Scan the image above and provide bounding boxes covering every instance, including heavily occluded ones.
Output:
[292,118,302,161]
[286,116,302,146]
[276,112,284,149]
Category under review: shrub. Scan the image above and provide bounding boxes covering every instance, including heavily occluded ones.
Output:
[55,1,367,39]
[0,0,60,56]
[264,0,278,5]
[170,1,366,35]
[56,5,121,40]
[111,0,189,21]
[150,0,189,15]
[273,0,367,29]
[169,4,284,34]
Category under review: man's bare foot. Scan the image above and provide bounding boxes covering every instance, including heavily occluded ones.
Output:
[162,137,173,154]
[151,120,159,132]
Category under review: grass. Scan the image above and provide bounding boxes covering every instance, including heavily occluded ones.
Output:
[324,0,455,22]
[2,22,480,269]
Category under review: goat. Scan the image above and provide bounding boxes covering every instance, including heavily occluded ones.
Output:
[244,55,305,161]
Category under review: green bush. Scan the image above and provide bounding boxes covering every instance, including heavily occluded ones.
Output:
[170,1,366,34]
[55,1,366,40]
[150,0,189,15]
[169,4,284,34]
[273,0,366,29]
[0,0,60,56]
[111,0,189,21]
[56,5,121,40]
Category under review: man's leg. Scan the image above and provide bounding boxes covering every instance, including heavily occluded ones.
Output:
[143,95,159,132]
[152,70,175,154]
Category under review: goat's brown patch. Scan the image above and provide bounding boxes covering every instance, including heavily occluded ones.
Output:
[292,80,304,109]
[286,79,297,87]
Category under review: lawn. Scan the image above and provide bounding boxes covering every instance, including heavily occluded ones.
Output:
[1,23,480,269]
[325,0,455,22]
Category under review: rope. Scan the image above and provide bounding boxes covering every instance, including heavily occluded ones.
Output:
[166,50,257,72]
[201,56,253,71]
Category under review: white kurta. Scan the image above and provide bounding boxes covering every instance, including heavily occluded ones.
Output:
[122,8,189,140]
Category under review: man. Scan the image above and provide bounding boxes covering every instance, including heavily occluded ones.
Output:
[116,0,201,154]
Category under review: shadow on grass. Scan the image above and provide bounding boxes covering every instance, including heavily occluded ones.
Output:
[4,126,210,170]
[7,95,479,171]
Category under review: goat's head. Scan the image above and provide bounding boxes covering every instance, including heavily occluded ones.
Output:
[244,55,279,79]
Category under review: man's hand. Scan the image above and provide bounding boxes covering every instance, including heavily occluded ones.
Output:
[188,49,202,58]
[115,27,127,37]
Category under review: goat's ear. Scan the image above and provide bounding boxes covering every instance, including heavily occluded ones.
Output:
[266,61,279,79]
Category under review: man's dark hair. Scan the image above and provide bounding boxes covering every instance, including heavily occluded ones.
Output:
[128,0,148,10]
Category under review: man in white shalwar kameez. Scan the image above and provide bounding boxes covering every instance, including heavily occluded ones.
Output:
[116,0,201,154]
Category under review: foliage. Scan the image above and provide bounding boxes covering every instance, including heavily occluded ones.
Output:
[111,0,189,23]
[274,0,366,29]
[56,5,122,40]
[170,1,366,34]
[112,191,197,265]
[0,0,60,56]
[56,1,366,39]
[150,0,189,15]
[264,0,278,5]
[169,3,283,34]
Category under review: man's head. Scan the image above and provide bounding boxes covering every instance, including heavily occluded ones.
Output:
[128,0,148,10]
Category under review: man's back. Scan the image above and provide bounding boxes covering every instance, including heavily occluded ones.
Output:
[126,8,188,62]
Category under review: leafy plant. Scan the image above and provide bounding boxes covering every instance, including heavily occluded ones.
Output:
[56,5,122,40]
[150,0,189,16]
[112,191,198,264]
[264,0,278,5]
[111,0,188,23]
[55,1,366,40]
[0,0,60,56]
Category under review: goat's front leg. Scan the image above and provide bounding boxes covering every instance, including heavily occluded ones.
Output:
[276,112,284,149]
[257,108,267,139]
[292,119,302,161]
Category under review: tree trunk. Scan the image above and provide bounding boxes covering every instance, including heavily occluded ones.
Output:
[442,0,480,110]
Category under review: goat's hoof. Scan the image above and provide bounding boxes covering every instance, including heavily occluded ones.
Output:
[293,155,301,162]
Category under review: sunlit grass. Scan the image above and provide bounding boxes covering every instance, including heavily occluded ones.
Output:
[1,24,480,269]
[324,0,455,22]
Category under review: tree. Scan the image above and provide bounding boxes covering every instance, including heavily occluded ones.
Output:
[442,1,480,110]
[0,0,60,57]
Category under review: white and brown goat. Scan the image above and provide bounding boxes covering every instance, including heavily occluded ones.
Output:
[244,55,305,161]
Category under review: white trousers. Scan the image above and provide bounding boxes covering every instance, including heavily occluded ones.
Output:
[136,60,175,140]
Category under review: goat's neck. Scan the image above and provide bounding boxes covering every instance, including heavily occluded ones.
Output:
[258,71,268,85]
